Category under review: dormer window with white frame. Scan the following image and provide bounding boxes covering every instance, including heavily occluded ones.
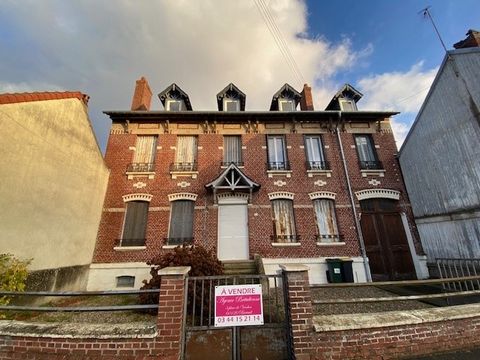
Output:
[339,99,357,111]
[166,99,184,111]
[279,99,295,111]
[224,99,240,112]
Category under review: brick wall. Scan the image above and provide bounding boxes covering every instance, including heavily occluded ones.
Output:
[93,118,422,270]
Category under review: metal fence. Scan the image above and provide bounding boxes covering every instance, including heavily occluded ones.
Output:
[436,258,480,292]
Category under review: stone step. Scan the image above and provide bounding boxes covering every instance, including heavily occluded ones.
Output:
[222,260,257,275]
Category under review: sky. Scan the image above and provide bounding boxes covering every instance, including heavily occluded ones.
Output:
[0,0,478,152]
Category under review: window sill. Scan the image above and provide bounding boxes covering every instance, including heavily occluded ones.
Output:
[170,171,199,179]
[162,245,193,249]
[113,246,146,251]
[221,166,244,169]
[126,171,155,180]
[360,169,385,178]
[307,169,332,178]
[267,170,292,178]
[271,242,301,247]
[316,242,346,247]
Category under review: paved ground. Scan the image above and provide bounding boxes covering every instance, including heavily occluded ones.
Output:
[407,348,480,359]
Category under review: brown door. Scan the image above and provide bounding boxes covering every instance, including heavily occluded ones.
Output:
[360,199,416,281]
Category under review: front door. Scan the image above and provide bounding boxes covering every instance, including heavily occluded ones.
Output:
[360,198,416,281]
[217,196,249,260]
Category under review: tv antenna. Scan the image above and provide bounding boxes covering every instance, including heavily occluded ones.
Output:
[419,6,448,53]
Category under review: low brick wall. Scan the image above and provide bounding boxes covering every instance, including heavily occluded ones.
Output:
[312,303,480,360]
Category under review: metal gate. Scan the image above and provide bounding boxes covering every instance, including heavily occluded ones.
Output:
[181,274,290,360]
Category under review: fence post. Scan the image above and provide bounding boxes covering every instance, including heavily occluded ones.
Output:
[281,264,314,360]
[156,266,191,360]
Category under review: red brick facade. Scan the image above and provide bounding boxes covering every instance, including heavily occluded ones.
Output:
[91,80,423,287]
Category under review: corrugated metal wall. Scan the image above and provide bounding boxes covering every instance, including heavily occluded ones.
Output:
[399,49,480,260]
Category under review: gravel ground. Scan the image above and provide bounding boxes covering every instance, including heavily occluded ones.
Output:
[311,285,434,315]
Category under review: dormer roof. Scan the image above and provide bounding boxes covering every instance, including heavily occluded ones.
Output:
[205,163,260,192]
[158,83,193,111]
[270,83,302,111]
[325,84,363,110]
[217,83,246,111]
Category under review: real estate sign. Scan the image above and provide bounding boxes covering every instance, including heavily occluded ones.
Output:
[214,284,264,327]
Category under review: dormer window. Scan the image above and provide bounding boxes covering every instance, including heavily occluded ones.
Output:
[270,84,301,111]
[166,99,184,111]
[224,99,240,112]
[279,99,295,111]
[339,99,357,111]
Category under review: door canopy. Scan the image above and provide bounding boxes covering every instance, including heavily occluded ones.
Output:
[205,163,260,203]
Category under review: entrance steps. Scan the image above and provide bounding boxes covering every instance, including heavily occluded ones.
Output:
[222,260,257,275]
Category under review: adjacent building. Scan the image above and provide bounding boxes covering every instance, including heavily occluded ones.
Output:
[0,92,109,291]
[89,77,426,290]
[399,30,480,264]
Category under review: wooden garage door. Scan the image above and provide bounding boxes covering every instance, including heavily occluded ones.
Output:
[360,199,416,281]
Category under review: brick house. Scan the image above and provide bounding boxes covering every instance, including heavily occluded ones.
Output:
[87,77,427,290]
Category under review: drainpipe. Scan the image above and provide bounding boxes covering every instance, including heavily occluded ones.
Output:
[335,111,372,282]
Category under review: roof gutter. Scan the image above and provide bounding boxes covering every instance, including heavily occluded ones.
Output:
[335,111,372,282]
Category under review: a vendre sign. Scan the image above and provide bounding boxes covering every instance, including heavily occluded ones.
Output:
[214,284,264,327]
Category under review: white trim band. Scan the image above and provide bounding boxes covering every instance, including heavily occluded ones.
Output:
[355,189,400,201]
[268,191,295,201]
[308,191,336,200]
[168,193,198,202]
[122,193,153,202]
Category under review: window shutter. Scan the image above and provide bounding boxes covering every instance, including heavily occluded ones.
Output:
[169,200,195,244]
[223,136,242,164]
[133,136,157,164]
[176,136,197,164]
[272,199,296,242]
[122,201,148,245]
[313,199,339,242]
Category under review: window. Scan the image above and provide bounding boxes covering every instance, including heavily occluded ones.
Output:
[305,135,328,170]
[267,136,289,170]
[313,199,339,243]
[339,99,357,111]
[271,199,297,242]
[121,201,148,246]
[279,99,295,111]
[128,136,157,172]
[168,200,195,245]
[166,99,184,111]
[173,136,198,171]
[116,276,135,288]
[223,136,242,166]
[224,99,239,112]
[355,135,382,170]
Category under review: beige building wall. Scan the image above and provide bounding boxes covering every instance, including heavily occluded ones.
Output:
[0,98,109,271]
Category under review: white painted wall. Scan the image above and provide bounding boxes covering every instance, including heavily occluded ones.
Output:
[0,98,109,271]
[87,263,151,290]
[261,257,368,284]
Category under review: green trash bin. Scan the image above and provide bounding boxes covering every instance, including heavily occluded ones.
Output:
[326,258,343,283]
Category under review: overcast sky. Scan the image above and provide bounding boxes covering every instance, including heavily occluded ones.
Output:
[1,0,478,151]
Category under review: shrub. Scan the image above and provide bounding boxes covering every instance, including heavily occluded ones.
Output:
[0,254,30,317]
[139,246,223,309]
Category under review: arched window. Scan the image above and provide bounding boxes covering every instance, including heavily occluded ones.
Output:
[313,199,339,243]
[271,199,297,243]
[167,196,196,246]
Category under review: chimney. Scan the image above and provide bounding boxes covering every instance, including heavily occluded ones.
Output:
[300,83,314,111]
[453,29,480,49]
[131,76,152,111]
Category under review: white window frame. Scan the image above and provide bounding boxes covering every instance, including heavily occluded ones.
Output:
[223,99,240,112]
[166,99,184,111]
[279,99,295,111]
[339,99,357,111]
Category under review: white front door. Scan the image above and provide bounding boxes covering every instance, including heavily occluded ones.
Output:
[217,196,249,260]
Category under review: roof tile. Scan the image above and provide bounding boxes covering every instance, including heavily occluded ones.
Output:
[0,91,90,105]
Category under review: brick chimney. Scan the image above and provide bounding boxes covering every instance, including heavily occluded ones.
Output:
[131,76,152,111]
[453,29,480,49]
[300,83,314,111]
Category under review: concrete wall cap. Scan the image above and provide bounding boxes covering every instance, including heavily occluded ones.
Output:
[280,264,310,272]
[158,266,191,276]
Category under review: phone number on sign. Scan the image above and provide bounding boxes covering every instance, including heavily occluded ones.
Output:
[216,315,262,323]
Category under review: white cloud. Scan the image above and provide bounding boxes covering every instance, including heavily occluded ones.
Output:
[0,0,370,149]
[357,62,438,146]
